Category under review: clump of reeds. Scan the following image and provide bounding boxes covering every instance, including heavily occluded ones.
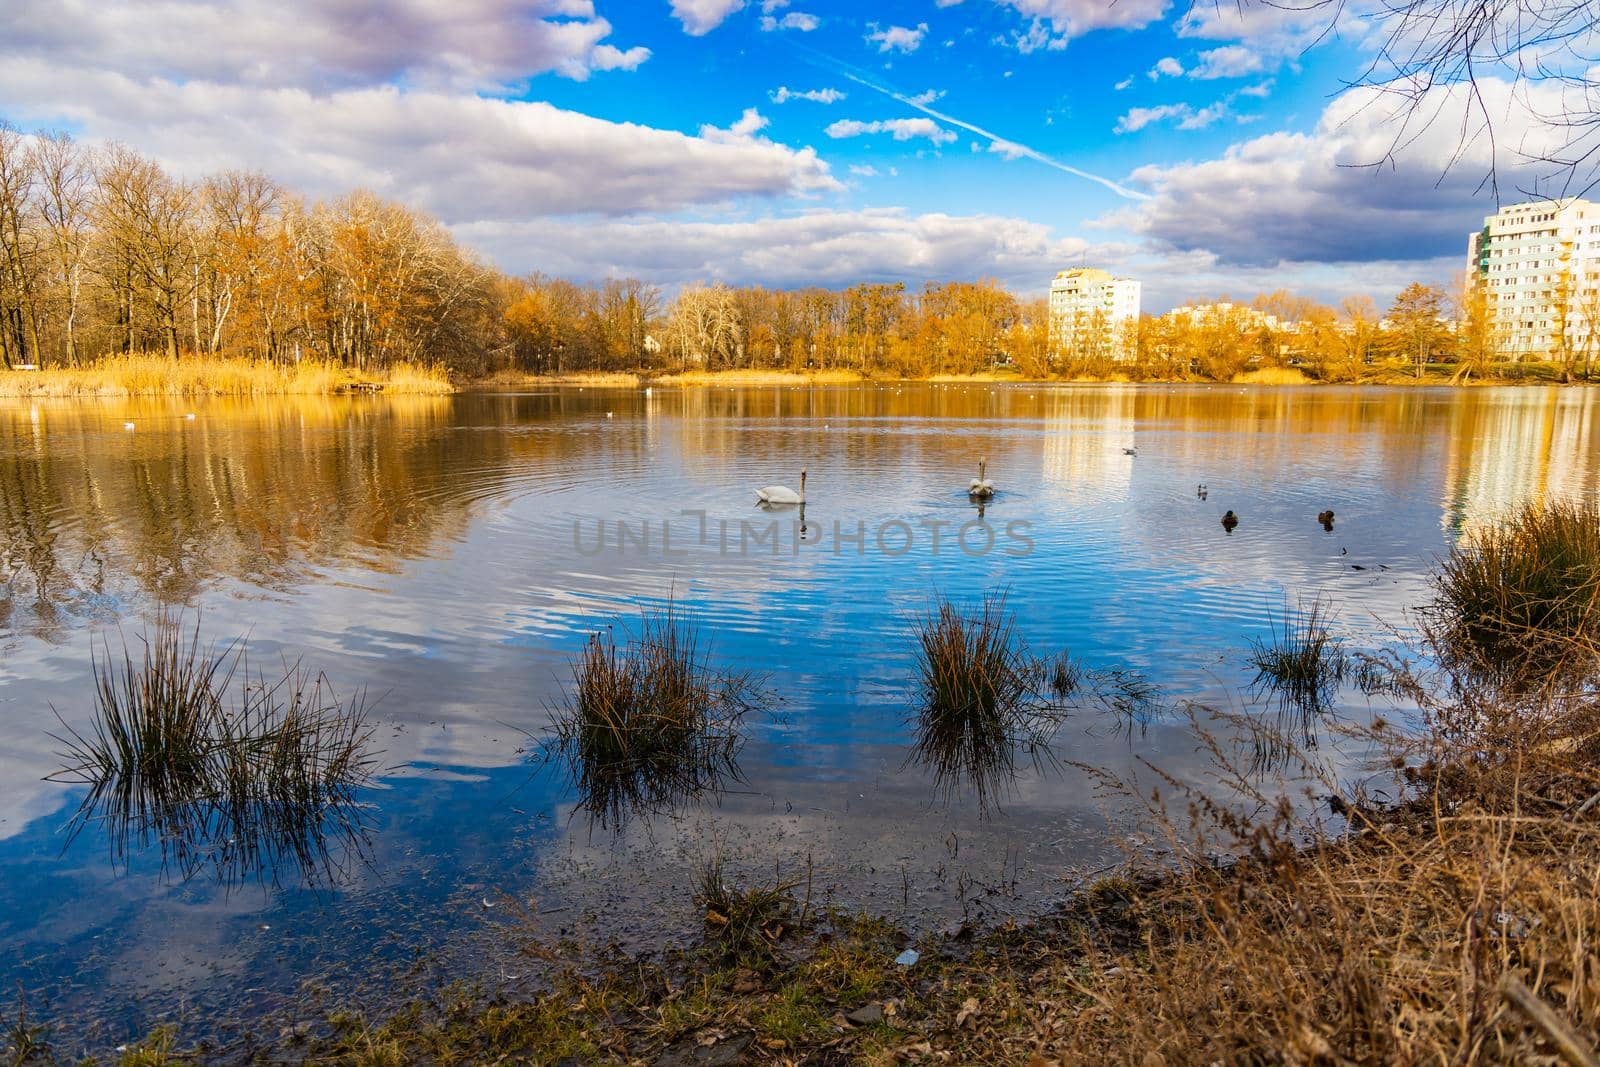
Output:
[1247,596,1347,712]
[1429,498,1600,689]
[553,603,760,827]
[908,592,1070,810]
[693,852,803,960]
[50,617,377,888]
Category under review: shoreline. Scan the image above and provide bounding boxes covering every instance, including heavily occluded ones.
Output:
[471,365,1587,390]
[97,732,1593,1065]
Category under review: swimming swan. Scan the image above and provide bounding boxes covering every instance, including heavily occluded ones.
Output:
[757,469,806,505]
[969,457,995,499]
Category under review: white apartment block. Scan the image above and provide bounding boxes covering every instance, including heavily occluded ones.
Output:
[1049,268,1141,359]
[1166,302,1284,332]
[1469,197,1600,358]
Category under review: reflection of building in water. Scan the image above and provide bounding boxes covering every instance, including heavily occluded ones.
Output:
[1440,390,1600,533]
[1040,388,1134,496]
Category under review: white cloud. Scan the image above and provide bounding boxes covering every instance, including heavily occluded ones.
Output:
[991,0,1169,38]
[2,0,650,90]
[770,86,845,104]
[825,117,957,145]
[1149,56,1184,79]
[671,0,746,36]
[454,208,1119,288]
[1109,75,1587,267]
[1001,19,1069,53]
[0,61,841,222]
[761,11,819,31]
[1178,101,1230,128]
[1115,103,1191,133]
[1175,1,1379,59]
[712,107,771,139]
[1114,76,1134,90]
[848,164,881,177]
[867,23,929,53]
[988,138,1033,160]
[908,89,947,106]
[1189,45,1265,80]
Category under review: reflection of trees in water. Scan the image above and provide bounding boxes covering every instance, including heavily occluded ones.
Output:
[8,387,1600,644]
[0,445,114,642]
[0,396,542,639]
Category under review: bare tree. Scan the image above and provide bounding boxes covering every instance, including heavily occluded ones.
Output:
[1230,0,1600,194]
[94,146,197,360]
[0,122,43,367]
[30,132,92,365]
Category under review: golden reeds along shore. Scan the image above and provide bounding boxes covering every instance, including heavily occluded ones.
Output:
[0,354,455,397]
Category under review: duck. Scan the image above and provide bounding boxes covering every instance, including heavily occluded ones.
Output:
[1122,447,1137,457]
[756,469,806,505]
[969,457,995,499]
[1317,509,1335,527]
[1221,510,1239,532]
[1197,484,1208,500]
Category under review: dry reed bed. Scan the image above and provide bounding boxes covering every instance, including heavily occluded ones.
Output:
[0,354,453,397]
[467,368,866,388]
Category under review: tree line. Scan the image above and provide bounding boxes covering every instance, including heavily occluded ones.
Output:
[0,124,496,372]
[0,123,1543,381]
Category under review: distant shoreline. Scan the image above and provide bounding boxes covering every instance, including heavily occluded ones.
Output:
[4,359,1588,399]
[464,365,1588,389]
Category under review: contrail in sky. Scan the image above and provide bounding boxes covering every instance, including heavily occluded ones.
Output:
[814,59,1150,202]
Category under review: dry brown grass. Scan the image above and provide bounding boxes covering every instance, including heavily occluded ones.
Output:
[0,354,453,396]
[915,580,1600,1064]
[1233,366,1313,385]
[654,368,863,385]
[470,369,643,387]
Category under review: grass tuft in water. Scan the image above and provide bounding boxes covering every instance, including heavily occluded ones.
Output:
[4,992,48,1067]
[554,602,760,827]
[693,852,803,961]
[908,591,1070,810]
[1247,596,1347,712]
[49,616,377,888]
[1430,498,1600,688]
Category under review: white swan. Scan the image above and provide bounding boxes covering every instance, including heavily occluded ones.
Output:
[969,457,995,499]
[757,469,806,504]
[123,422,135,431]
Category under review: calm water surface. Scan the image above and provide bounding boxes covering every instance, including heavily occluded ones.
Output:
[2,383,1596,1047]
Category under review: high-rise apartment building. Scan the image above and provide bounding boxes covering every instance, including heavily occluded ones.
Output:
[1468,197,1600,358]
[1048,268,1141,359]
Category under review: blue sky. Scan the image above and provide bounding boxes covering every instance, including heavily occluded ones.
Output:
[3,0,1588,309]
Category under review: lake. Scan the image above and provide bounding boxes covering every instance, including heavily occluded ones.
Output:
[1,382,1594,1047]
